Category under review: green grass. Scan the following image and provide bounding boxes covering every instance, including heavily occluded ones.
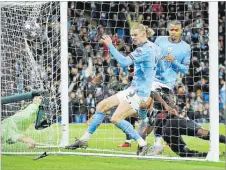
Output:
[1,123,226,170]
[2,155,225,170]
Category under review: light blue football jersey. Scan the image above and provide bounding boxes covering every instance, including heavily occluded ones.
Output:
[128,40,162,98]
[154,36,191,89]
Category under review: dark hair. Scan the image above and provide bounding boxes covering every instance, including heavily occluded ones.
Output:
[169,20,182,28]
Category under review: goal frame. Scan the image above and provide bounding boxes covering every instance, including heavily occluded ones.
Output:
[0,2,220,162]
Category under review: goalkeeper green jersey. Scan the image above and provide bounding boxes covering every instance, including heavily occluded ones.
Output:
[2,103,39,142]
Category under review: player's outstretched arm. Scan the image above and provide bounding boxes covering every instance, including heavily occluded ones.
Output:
[100,35,133,67]
[17,136,36,149]
[18,96,43,115]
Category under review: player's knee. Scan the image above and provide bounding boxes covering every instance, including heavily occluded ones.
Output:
[110,117,119,125]
[110,115,121,125]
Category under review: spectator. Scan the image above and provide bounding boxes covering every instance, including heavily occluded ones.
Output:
[74,98,88,123]
[86,93,95,108]
[219,78,226,111]
[67,2,224,124]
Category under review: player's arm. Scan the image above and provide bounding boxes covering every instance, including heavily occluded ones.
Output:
[18,96,42,115]
[154,37,166,61]
[17,136,36,149]
[154,36,161,46]
[126,13,132,26]
[15,97,42,147]
[100,35,133,67]
[17,96,42,148]
[171,47,191,74]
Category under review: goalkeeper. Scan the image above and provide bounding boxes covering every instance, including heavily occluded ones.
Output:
[2,96,43,148]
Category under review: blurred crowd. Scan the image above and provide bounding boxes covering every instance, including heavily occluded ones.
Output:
[1,2,225,124]
[66,1,226,124]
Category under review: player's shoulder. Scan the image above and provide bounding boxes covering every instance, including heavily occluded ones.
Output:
[180,40,191,50]
[155,36,168,41]
[134,41,156,56]
[133,45,147,56]
[146,40,155,46]
[145,40,159,50]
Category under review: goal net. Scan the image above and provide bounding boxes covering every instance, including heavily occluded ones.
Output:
[1,1,221,161]
[1,2,62,152]
[65,1,221,161]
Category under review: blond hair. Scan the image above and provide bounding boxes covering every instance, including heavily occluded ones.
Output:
[131,23,155,37]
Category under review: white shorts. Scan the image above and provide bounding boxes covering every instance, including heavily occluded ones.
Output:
[151,81,170,91]
[116,88,148,112]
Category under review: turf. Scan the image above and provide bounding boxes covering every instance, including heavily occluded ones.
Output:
[2,155,225,170]
[1,123,226,170]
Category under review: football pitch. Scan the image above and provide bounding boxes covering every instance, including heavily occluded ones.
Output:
[2,155,225,170]
[2,123,226,170]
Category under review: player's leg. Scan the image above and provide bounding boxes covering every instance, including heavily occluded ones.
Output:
[65,94,120,149]
[162,134,208,157]
[149,87,175,155]
[154,87,183,156]
[117,89,151,148]
[136,110,165,155]
[110,99,150,156]
[137,90,174,155]
[84,94,120,138]
[187,121,226,144]
[117,116,137,148]
[162,117,208,157]
[146,112,168,155]
[137,96,155,139]
[137,97,154,136]
[111,100,143,145]
[167,115,226,144]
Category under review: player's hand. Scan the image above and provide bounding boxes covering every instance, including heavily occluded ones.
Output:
[33,96,43,105]
[99,35,112,46]
[165,55,175,63]
[25,137,36,149]
[168,108,179,116]
[27,141,36,149]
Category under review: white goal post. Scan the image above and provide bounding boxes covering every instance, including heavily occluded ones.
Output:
[208,1,219,162]
[60,1,69,147]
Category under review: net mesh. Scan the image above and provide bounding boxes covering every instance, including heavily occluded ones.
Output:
[66,1,213,157]
[1,2,61,151]
[1,1,224,160]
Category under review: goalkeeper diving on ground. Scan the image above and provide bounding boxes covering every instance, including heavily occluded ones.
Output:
[1,96,51,148]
